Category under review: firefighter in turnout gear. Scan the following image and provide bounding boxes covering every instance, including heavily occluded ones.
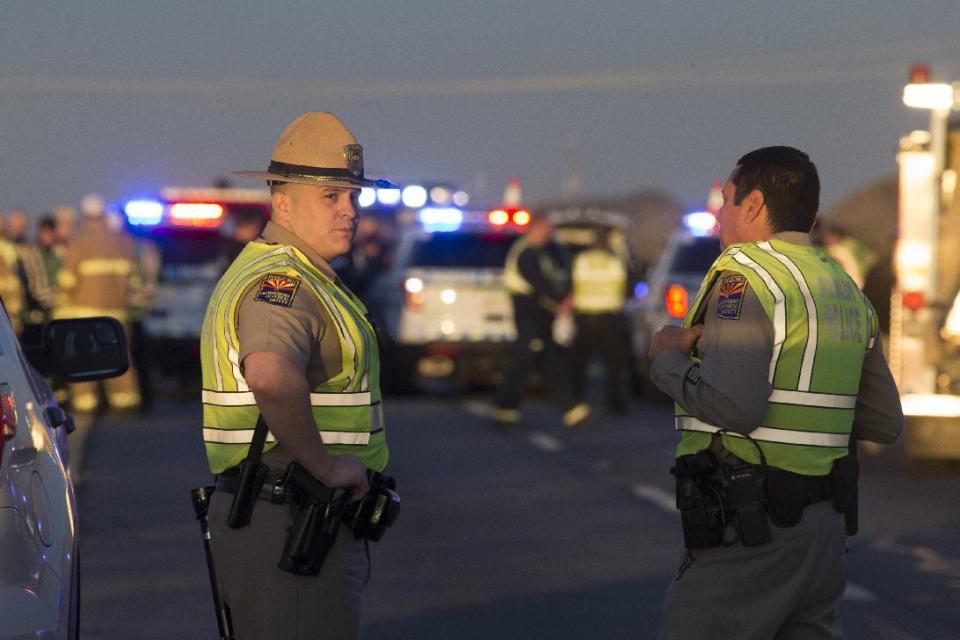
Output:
[55,194,141,413]
[200,111,395,639]
[648,147,904,639]
[571,226,630,414]
[494,213,590,428]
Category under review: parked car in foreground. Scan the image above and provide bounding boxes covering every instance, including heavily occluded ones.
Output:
[3,315,128,639]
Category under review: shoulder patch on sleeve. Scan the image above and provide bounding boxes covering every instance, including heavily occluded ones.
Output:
[716,274,747,320]
[254,273,302,307]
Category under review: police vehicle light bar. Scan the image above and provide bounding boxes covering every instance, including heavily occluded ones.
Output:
[683,211,716,237]
[125,200,164,226]
[488,209,509,226]
[512,210,531,226]
[377,188,402,206]
[170,203,224,228]
[402,185,428,208]
[419,207,463,232]
[358,188,377,208]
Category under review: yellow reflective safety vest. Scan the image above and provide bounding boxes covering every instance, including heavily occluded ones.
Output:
[572,248,627,314]
[675,239,878,476]
[201,241,387,475]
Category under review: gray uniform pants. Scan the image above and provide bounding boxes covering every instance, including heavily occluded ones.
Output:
[208,489,368,640]
[659,501,847,640]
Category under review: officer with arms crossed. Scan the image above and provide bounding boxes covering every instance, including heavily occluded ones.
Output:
[200,112,394,639]
[648,146,903,639]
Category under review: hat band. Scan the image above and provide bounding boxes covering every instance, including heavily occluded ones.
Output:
[268,160,364,182]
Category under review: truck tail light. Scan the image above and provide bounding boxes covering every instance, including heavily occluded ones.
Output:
[665,284,689,319]
[903,291,925,312]
[404,277,425,310]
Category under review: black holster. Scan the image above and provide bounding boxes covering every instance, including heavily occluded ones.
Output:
[830,442,859,536]
[671,450,725,549]
[278,461,344,576]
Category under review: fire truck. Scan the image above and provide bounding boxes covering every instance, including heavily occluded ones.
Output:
[891,67,960,460]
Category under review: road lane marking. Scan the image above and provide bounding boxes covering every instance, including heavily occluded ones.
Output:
[842,582,877,602]
[632,484,677,514]
[528,431,564,452]
[462,400,497,418]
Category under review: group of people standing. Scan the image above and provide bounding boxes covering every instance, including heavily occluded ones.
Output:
[195,110,904,640]
[0,195,159,414]
[494,212,632,428]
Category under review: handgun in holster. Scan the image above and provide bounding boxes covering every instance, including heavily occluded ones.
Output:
[226,415,270,529]
[278,461,344,576]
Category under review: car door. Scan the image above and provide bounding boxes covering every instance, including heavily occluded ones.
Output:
[0,310,73,639]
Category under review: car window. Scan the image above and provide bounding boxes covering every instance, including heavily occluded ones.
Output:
[410,233,515,268]
[668,237,722,273]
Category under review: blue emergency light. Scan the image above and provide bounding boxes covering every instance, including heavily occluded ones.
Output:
[418,207,463,232]
[125,200,164,226]
[682,211,717,237]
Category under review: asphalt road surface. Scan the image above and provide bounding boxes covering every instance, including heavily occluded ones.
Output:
[74,391,960,639]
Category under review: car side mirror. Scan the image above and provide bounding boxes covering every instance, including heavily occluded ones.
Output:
[28,317,129,382]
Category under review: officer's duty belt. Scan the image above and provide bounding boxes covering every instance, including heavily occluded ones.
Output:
[766,467,833,507]
[216,471,295,504]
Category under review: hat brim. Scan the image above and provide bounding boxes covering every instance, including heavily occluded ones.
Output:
[232,170,398,190]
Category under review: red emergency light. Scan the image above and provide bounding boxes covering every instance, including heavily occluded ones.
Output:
[487,208,531,227]
[488,209,509,226]
[170,203,224,228]
[665,284,689,319]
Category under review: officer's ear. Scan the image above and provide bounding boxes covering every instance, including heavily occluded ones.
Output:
[743,189,766,224]
[271,186,292,222]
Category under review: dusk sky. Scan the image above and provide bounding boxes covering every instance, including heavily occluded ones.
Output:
[2,2,958,218]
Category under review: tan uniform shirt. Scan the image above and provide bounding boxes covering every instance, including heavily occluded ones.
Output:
[650,231,904,444]
[236,221,347,395]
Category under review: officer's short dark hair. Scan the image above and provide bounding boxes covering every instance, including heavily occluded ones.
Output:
[733,146,819,233]
[37,215,56,231]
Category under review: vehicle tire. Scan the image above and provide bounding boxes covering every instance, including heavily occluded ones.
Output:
[68,543,80,640]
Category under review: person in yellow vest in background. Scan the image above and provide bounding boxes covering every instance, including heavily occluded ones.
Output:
[819,222,876,290]
[648,146,904,639]
[201,111,394,639]
[494,212,591,428]
[56,194,141,413]
[0,223,25,336]
[18,216,62,345]
[570,226,630,414]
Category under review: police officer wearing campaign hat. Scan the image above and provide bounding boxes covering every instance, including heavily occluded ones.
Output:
[200,112,395,639]
[648,147,904,639]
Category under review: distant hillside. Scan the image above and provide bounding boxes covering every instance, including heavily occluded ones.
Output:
[822,174,898,258]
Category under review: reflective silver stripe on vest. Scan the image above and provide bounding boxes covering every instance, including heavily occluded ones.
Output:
[730,250,786,384]
[756,242,819,390]
[203,428,372,446]
[768,389,857,409]
[202,390,373,407]
[675,416,850,448]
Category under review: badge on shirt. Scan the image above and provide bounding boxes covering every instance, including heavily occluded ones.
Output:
[254,274,301,307]
[684,364,702,386]
[716,274,747,320]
